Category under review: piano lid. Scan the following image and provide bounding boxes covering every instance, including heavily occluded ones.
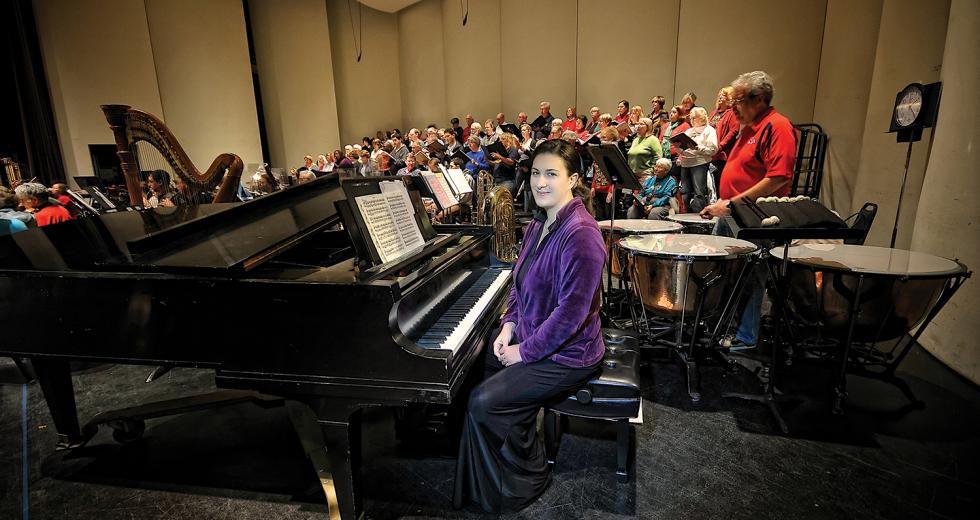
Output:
[0,175,346,275]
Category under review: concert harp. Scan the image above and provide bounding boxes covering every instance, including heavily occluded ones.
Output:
[101,104,244,207]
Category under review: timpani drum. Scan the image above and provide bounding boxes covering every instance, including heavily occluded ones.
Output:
[776,244,967,343]
[621,234,758,317]
[598,219,683,277]
[668,213,718,234]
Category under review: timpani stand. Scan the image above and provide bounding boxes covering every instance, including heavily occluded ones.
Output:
[620,234,758,401]
[597,219,683,326]
[775,244,970,414]
[721,199,866,433]
[586,144,643,319]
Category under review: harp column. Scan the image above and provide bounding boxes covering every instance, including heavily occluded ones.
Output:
[102,104,144,207]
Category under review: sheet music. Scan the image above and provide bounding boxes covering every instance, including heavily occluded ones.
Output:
[355,181,425,263]
[422,172,458,210]
[445,168,473,195]
[435,172,461,203]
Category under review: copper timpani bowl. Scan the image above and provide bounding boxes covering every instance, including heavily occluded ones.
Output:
[774,244,966,343]
[621,234,758,317]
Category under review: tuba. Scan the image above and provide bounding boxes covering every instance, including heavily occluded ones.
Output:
[102,104,243,207]
[473,170,495,225]
[474,170,518,263]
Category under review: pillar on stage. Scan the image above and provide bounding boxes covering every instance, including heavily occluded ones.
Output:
[910,0,980,384]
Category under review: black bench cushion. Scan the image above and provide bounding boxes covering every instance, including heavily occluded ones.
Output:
[549,329,642,420]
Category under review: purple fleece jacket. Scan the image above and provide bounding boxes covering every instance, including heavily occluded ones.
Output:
[501,197,606,368]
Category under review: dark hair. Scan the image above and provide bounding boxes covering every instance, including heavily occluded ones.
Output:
[450,117,460,124]
[259,172,280,191]
[529,140,591,209]
[577,115,587,126]
[619,99,630,110]
[148,169,171,189]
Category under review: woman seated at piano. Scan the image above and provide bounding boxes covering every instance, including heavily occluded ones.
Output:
[455,139,605,513]
[143,170,178,208]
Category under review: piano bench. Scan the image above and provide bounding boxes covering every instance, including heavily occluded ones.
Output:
[544,329,642,483]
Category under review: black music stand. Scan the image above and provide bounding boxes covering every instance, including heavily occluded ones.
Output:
[586,144,642,317]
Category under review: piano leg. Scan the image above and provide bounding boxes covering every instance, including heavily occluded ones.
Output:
[32,359,87,450]
[11,357,35,381]
[286,399,363,520]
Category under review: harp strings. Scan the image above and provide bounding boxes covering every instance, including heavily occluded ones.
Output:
[126,112,181,204]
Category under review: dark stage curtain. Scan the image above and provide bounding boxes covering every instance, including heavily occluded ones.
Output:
[2,0,64,186]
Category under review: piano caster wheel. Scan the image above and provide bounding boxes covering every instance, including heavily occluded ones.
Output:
[110,419,145,444]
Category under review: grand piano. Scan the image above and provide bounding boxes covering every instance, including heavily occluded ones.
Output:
[0,173,512,519]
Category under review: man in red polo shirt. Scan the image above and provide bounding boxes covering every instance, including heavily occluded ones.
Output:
[701,70,795,217]
[700,71,796,350]
[14,182,72,227]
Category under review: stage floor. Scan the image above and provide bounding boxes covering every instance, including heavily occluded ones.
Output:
[1,341,977,520]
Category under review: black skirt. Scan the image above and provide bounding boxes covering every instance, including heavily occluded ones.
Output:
[453,346,598,512]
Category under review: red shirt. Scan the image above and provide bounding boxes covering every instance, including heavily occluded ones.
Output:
[719,107,796,200]
[664,120,691,156]
[614,113,629,124]
[561,119,578,131]
[591,161,612,193]
[710,109,739,161]
[35,204,72,226]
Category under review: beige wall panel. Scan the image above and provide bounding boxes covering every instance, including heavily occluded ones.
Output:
[500,0,576,123]
[911,0,980,384]
[145,0,262,170]
[33,0,163,181]
[328,1,403,145]
[576,0,679,116]
[250,0,342,169]
[675,0,826,124]
[812,0,883,215]
[398,0,448,129]
[440,0,501,123]
[851,0,949,248]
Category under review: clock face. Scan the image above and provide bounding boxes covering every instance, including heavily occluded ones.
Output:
[895,86,923,127]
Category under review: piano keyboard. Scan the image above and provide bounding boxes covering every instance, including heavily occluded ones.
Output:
[415,268,511,354]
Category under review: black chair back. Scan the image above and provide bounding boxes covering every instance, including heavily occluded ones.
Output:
[845,202,878,245]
